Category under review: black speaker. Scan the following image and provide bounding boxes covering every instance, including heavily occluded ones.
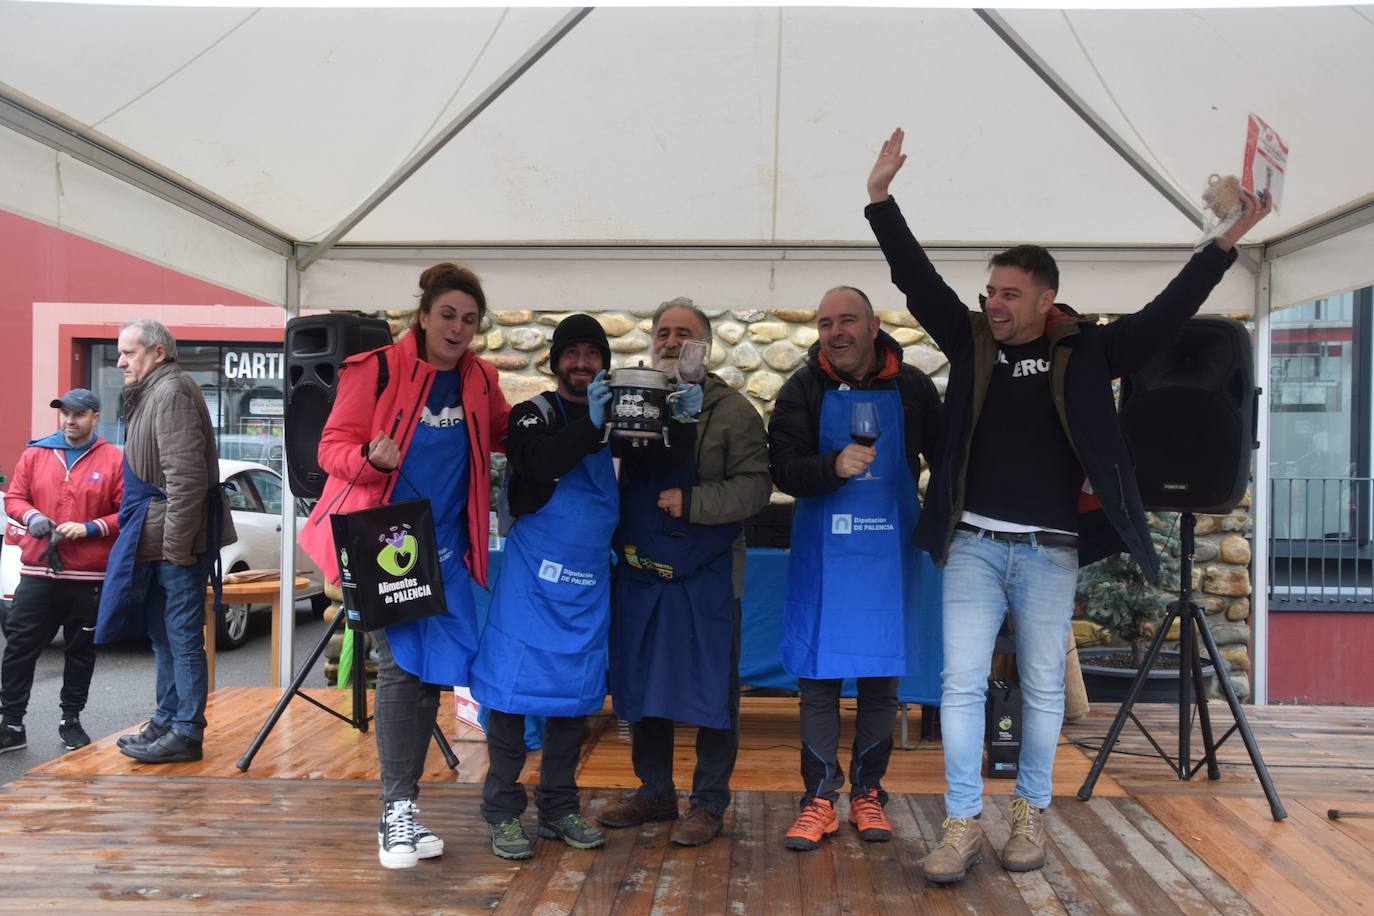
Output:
[1120,316,1257,514]
[284,314,393,499]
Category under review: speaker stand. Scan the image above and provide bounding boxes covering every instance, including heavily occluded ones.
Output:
[1077,512,1285,821]
[237,612,459,773]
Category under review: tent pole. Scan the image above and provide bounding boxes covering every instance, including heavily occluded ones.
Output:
[0,90,292,257]
[276,252,301,690]
[1251,255,1273,704]
[297,7,594,271]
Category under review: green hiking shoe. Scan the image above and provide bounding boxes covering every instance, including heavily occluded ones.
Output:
[538,811,606,849]
[488,818,534,860]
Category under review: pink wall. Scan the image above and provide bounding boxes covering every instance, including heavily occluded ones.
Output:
[0,208,275,476]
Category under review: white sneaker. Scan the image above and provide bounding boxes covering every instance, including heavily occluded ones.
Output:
[412,803,444,859]
[378,799,419,868]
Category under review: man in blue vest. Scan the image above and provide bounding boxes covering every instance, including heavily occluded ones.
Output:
[598,299,770,847]
[770,286,943,850]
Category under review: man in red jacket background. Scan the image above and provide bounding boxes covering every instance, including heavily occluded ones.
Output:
[1,389,123,753]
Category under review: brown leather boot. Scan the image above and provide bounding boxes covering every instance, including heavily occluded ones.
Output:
[920,816,984,884]
[670,805,723,846]
[1001,797,1047,872]
[596,792,679,828]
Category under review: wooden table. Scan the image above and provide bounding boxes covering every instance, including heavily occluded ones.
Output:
[204,576,311,690]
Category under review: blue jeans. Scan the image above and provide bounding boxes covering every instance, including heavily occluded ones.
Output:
[139,555,211,741]
[940,530,1077,817]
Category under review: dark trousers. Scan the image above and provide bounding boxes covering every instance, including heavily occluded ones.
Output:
[798,675,899,803]
[481,709,585,824]
[630,599,742,817]
[1,577,102,723]
[373,630,441,803]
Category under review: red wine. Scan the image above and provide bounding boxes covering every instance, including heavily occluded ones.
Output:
[851,434,878,447]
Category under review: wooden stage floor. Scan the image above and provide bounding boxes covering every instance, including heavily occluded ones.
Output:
[4,688,1372,913]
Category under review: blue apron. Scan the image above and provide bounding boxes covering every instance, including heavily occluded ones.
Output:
[385,384,479,686]
[470,401,619,717]
[781,388,942,699]
[609,446,740,730]
[95,458,228,645]
[95,458,166,644]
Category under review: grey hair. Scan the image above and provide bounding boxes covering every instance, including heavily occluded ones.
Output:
[121,319,179,361]
[652,297,711,340]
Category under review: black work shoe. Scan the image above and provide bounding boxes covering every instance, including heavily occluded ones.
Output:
[0,723,26,754]
[120,730,203,763]
[116,720,171,749]
[538,812,606,850]
[59,717,91,750]
[488,818,535,860]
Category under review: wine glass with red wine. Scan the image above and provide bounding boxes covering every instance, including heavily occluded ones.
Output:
[850,402,879,479]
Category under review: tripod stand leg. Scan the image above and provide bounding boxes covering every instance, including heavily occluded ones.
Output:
[237,609,345,772]
[351,627,369,732]
[432,725,459,770]
[1187,610,1222,780]
[1194,611,1287,820]
[1078,602,1180,801]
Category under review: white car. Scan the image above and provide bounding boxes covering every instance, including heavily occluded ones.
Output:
[0,460,324,651]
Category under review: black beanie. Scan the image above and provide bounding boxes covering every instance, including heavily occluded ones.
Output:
[549,313,612,369]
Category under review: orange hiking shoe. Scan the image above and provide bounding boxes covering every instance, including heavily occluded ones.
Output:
[848,788,893,842]
[784,797,839,851]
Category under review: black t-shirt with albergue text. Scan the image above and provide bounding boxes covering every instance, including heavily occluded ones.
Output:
[962,336,1083,533]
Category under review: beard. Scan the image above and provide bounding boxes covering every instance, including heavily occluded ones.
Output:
[556,366,591,397]
[652,353,680,381]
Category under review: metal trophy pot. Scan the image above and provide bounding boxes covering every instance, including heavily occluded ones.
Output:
[603,362,683,445]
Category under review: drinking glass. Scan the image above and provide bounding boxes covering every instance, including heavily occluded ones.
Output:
[850,402,880,479]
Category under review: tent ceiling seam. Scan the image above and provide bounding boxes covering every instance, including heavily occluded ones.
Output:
[395,9,509,185]
[92,9,261,131]
[1059,11,1188,204]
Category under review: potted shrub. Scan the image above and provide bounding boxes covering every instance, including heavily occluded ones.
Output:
[1075,524,1218,703]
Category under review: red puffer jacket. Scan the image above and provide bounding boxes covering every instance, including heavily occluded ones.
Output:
[299,332,510,588]
[4,435,124,581]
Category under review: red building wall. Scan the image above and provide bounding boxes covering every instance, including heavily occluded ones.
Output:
[0,208,274,476]
[1268,612,1374,705]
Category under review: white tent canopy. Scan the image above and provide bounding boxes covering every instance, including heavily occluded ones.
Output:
[4,2,1373,699]
[4,3,1372,311]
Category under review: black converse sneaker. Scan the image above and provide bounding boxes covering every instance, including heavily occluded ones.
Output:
[59,717,91,750]
[410,803,443,859]
[377,799,419,869]
[0,723,26,754]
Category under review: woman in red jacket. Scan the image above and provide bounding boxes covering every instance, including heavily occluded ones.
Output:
[301,263,510,870]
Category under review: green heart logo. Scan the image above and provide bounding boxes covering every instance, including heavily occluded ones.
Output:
[377,534,419,576]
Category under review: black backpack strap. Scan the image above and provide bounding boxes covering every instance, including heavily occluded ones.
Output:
[374,349,390,399]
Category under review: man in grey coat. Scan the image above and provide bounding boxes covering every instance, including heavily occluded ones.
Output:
[105,320,236,764]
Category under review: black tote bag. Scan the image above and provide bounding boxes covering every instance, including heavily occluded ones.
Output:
[331,498,449,632]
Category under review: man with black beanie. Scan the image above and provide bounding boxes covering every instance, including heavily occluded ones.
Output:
[469,313,617,860]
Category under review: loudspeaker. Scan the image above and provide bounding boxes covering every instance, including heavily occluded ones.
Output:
[1120,316,1257,514]
[284,314,393,499]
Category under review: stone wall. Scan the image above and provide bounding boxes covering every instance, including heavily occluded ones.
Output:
[383,307,950,417]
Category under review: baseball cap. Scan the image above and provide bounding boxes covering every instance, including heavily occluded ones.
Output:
[50,388,101,413]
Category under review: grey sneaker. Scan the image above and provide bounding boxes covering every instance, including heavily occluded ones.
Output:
[538,811,606,850]
[1001,797,1047,872]
[921,815,985,885]
[489,818,535,860]
[377,799,419,869]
